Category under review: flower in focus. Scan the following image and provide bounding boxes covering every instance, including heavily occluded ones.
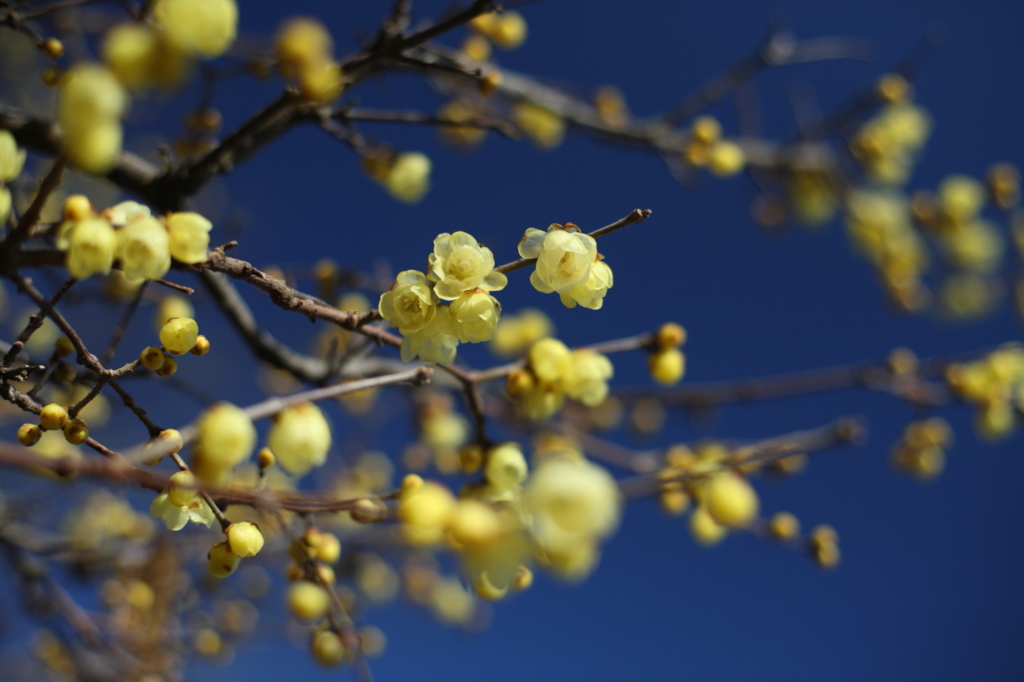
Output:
[267,402,332,476]
[559,259,613,310]
[165,212,212,264]
[450,290,501,343]
[159,317,198,355]
[378,270,437,333]
[427,232,506,300]
[518,224,597,296]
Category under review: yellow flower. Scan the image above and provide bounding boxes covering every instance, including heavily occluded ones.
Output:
[399,308,460,365]
[704,471,759,527]
[559,259,613,310]
[385,152,432,204]
[149,490,215,530]
[159,317,198,354]
[118,216,171,280]
[525,457,620,557]
[65,217,118,279]
[195,402,256,471]
[513,102,565,149]
[649,348,686,385]
[0,130,26,181]
[153,0,238,58]
[166,212,212,263]
[207,541,240,578]
[450,290,501,343]
[489,308,554,357]
[58,64,127,174]
[528,338,571,383]
[225,521,265,557]
[562,349,613,407]
[518,224,597,295]
[103,23,189,90]
[427,232,507,300]
[267,402,332,476]
[379,270,437,332]
[522,381,564,421]
[485,443,528,494]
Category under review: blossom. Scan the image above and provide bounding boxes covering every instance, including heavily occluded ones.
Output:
[65,217,118,279]
[559,259,613,310]
[485,443,528,494]
[528,338,571,384]
[489,308,554,357]
[450,290,501,343]
[704,471,759,527]
[225,522,265,557]
[267,402,332,476]
[385,152,432,204]
[58,64,127,174]
[0,130,26,181]
[166,212,212,263]
[562,350,613,406]
[159,317,198,354]
[518,224,597,295]
[378,270,437,332]
[521,381,564,421]
[427,232,506,300]
[102,23,189,90]
[118,216,171,280]
[400,308,459,365]
[153,0,237,58]
[195,402,256,471]
[149,490,215,531]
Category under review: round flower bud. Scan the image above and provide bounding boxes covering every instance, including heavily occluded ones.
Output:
[311,630,347,667]
[66,217,117,279]
[350,498,387,524]
[401,474,424,495]
[450,290,501,343]
[768,512,800,543]
[485,443,528,494]
[159,317,199,355]
[155,353,177,377]
[190,335,211,356]
[384,152,431,204]
[449,500,502,547]
[54,336,75,357]
[276,18,333,71]
[267,402,332,476]
[139,346,165,371]
[506,368,534,396]
[707,140,746,178]
[196,402,257,470]
[398,481,456,528]
[39,403,69,431]
[649,348,686,385]
[18,423,42,446]
[704,471,759,527]
[207,541,240,578]
[808,524,838,548]
[257,447,275,470]
[511,565,533,592]
[167,470,198,507]
[459,443,484,473]
[58,62,127,130]
[691,116,722,145]
[655,323,687,350]
[491,11,528,50]
[528,338,571,384]
[117,216,171,280]
[287,582,330,622]
[689,505,727,546]
[0,130,27,181]
[141,428,182,464]
[316,532,341,564]
[66,121,124,175]
[165,212,212,264]
[512,102,565,149]
[63,418,89,445]
[42,37,65,59]
[378,270,437,333]
[154,0,237,58]
[225,522,265,558]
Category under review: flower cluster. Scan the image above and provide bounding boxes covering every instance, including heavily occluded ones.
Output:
[58,64,128,174]
[57,197,212,280]
[648,322,687,385]
[890,417,953,481]
[379,232,507,364]
[506,338,614,421]
[518,223,613,309]
[681,115,746,178]
[17,402,90,450]
[850,75,931,186]
[945,345,1024,440]
[0,130,26,225]
[276,17,345,104]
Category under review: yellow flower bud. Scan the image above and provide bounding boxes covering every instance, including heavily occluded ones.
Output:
[649,348,686,385]
[39,403,69,431]
[506,368,534,396]
[461,34,491,63]
[66,217,118,279]
[528,338,571,383]
[159,317,198,355]
[707,140,746,178]
[196,402,257,470]
[117,216,171,280]
[63,418,89,445]
[153,0,237,58]
[287,582,330,622]
[225,521,265,557]
[311,630,347,667]
[190,335,211,356]
[658,489,690,516]
[0,130,26,181]
[207,541,240,578]
[316,533,341,564]
[513,102,564,149]
[401,473,424,495]
[768,512,800,542]
[704,471,759,527]
[267,402,332,476]
[155,353,177,377]
[691,116,722,145]
[257,447,275,469]
[689,505,727,546]
[167,470,198,507]
[350,497,387,523]
[450,290,502,343]
[511,565,533,591]
[562,350,614,407]
[655,323,687,350]
[165,212,212,264]
[140,346,165,370]
[485,443,528,494]
[399,481,456,529]
[18,423,42,446]
[385,152,431,204]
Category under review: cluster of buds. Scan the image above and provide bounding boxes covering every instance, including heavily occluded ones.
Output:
[648,322,687,385]
[850,74,931,186]
[17,402,90,448]
[379,231,507,364]
[518,223,613,309]
[890,417,953,481]
[507,338,614,421]
[139,316,209,378]
[681,115,746,178]
[946,345,1024,440]
[58,196,212,281]
[276,17,345,104]
[0,131,26,225]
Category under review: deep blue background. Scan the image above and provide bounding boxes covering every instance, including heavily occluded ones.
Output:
[4,1,1024,681]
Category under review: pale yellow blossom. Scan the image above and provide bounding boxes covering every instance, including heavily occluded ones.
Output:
[427,232,506,300]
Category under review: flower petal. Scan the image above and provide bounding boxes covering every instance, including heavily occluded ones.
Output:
[518,228,546,258]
